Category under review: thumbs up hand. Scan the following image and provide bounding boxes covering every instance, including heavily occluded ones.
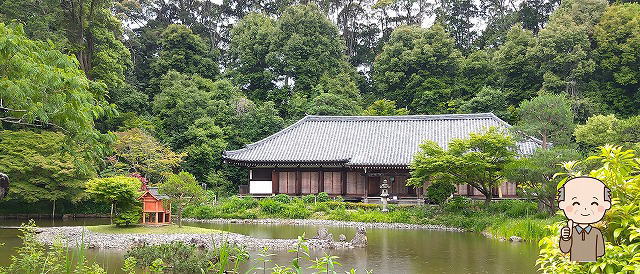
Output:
[561,220,573,239]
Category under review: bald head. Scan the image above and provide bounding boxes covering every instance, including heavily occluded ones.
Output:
[558,176,611,224]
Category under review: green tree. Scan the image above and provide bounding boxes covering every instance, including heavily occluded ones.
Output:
[0,131,94,217]
[574,114,640,151]
[534,0,607,94]
[149,24,218,95]
[0,23,116,167]
[308,93,363,116]
[407,127,516,204]
[228,13,279,102]
[159,172,205,227]
[373,24,463,111]
[180,118,228,182]
[85,176,141,223]
[493,25,541,105]
[515,93,575,148]
[504,147,582,214]
[110,128,185,182]
[363,99,409,116]
[459,87,510,120]
[274,4,356,99]
[435,0,480,51]
[592,3,640,116]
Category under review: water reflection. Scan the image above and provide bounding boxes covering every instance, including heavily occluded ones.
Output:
[0,219,539,273]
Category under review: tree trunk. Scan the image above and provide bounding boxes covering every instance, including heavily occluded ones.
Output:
[52,199,56,219]
[178,207,183,228]
[110,203,114,225]
[484,191,493,206]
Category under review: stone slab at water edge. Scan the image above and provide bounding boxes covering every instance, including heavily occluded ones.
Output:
[182,218,464,232]
[35,226,359,250]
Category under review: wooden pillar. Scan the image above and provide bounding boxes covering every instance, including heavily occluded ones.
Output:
[318,171,324,193]
[295,170,302,196]
[272,170,279,194]
[142,213,146,224]
[154,212,158,224]
[341,170,347,196]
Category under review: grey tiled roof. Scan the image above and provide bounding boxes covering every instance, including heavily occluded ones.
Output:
[223,113,542,167]
[148,187,170,200]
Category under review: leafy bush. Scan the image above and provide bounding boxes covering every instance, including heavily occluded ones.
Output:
[316,192,330,202]
[426,181,456,204]
[443,196,473,213]
[486,200,537,218]
[125,241,248,273]
[219,197,259,213]
[259,199,287,215]
[326,201,380,210]
[183,205,219,219]
[284,204,311,219]
[333,196,344,202]
[273,194,291,203]
[311,202,330,212]
[114,207,141,227]
[302,194,316,203]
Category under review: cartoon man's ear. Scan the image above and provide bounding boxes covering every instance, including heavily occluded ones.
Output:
[603,201,612,210]
[558,200,567,210]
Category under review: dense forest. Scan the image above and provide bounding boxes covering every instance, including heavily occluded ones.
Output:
[1,0,639,212]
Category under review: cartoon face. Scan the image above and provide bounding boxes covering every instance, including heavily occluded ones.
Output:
[558,177,611,224]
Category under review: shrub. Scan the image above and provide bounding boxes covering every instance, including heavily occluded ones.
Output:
[125,241,248,273]
[487,218,552,241]
[302,194,316,203]
[259,199,287,215]
[114,207,141,227]
[284,204,311,219]
[273,194,291,203]
[426,181,456,204]
[486,200,537,218]
[183,205,219,219]
[219,197,259,213]
[316,192,330,202]
[311,202,330,212]
[443,196,473,213]
[333,196,344,202]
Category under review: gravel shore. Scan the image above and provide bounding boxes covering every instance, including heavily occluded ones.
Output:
[182,218,464,232]
[35,226,354,250]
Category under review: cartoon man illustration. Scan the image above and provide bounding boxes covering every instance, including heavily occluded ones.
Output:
[557,176,611,262]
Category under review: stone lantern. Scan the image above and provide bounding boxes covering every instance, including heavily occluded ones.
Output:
[380,179,390,212]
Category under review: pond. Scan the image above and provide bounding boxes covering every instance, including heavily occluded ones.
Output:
[0,218,540,273]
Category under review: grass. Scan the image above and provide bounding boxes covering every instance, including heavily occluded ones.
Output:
[86,224,221,234]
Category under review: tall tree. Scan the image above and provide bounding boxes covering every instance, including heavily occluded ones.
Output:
[408,127,516,204]
[592,3,640,116]
[363,99,409,116]
[149,24,219,96]
[435,0,480,51]
[534,0,607,94]
[228,13,279,102]
[274,4,356,99]
[373,24,462,112]
[0,23,116,166]
[492,25,541,105]
[515,93,575,148]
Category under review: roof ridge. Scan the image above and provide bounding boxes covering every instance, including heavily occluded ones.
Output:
[305,113,497,121]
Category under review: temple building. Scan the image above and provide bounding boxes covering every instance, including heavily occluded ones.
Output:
[139,186,171,224]
[223,113,541,203]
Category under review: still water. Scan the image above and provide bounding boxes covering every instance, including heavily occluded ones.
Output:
[0,219,540,273]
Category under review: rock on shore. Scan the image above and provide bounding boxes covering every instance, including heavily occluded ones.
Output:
[182,218,464,232]
[35,226,355,251]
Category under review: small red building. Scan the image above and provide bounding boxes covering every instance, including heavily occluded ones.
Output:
[139,187,171,224]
